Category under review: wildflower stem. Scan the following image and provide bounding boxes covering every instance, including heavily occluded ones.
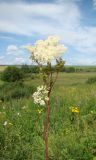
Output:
[44,99,51,160]
[43,63,59,160]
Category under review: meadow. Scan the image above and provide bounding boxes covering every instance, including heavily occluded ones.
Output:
[0,66,96,160]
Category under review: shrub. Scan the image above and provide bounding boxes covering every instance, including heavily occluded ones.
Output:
[0,82,36,101]
[65,67,75,73]
[86,76,96,84]
[30,66,39,73]
[21,64,31,74]
[1,66,24,82]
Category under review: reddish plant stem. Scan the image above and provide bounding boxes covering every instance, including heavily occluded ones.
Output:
[44,99,51,160]
[43,64,59,160]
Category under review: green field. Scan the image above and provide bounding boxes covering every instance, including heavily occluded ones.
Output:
[0,66,7,72]
[0,69,96,160]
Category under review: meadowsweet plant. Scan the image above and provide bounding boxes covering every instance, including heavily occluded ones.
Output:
[33,85,49,106]
[26,36,67,160]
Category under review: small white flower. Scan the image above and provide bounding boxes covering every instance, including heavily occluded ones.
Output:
[32,85,49,106]
[3,121,8,126]
[22,106,27,109]
[17,112,20,116]
[45,97,49,101]
[40,100,45,106]
[3,106,5,109]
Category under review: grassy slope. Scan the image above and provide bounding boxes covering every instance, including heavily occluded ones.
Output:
[24,72,96,90]
[0,72,96,159]
[0,66,7,72]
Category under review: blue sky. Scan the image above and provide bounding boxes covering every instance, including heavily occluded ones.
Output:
[0,0,96,65]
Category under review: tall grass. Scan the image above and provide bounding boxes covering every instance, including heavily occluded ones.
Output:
[0,72,96,159]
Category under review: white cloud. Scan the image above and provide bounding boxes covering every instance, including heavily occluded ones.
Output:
[0,1,80,36]
[0,35,14,40]
[7,45,18,53]
[14,57,32,65]
[0,56,5,60]
[20,43,32,49]
[15,57,25,63]
[0,0,96,55]
[73,27,96,54]
[0,56,5,65]
[70,58,96,66]
[6,45,25,57]
[0,0,96,65]
[6,44,20,55]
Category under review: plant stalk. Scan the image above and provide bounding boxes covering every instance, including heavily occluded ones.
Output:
[44,99,51,160]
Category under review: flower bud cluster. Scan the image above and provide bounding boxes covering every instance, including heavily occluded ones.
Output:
[25,36,67,64]
[32,85,49,106]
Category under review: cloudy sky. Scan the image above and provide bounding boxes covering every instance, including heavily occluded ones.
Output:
[0,0,96,65]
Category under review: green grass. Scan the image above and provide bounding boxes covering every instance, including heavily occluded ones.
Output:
[0,66,7,72]
[0,72,96,160]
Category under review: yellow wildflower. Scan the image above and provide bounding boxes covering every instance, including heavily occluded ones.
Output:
[71,107,80,113]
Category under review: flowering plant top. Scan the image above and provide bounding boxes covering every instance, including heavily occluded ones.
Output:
[25,36,67,64]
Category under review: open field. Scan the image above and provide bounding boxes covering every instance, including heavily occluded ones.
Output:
[0,65,96,73]
[0,0,96,159]
[0,66,7,72]
[0,68,96,160]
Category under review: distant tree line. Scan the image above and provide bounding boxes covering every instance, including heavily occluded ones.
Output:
[0,65,96,83]
[21,65,77,73]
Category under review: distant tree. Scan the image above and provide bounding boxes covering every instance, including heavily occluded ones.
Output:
[21,64,31,73]
[1,66,24,82]
[30,66,39,73]
[65,67,75,73]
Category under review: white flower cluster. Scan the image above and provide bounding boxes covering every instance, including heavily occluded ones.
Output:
[25,36,67,64]
[32,85,49,106]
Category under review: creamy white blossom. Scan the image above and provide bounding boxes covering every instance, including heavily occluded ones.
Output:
[25,36,67,64]
[17,112,20,116]
[32,85,49,106]
[3,121,8,126]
